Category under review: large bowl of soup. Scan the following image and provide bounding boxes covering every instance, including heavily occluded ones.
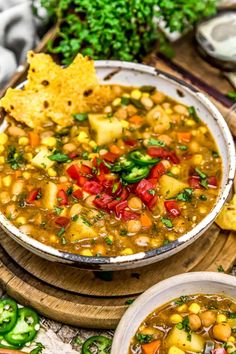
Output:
[111,272,236,354]
[0,60,235,269]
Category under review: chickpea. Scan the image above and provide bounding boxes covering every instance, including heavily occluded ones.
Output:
[213,323,231,342]
[199,311,216,327]
[127,220,142,233]
[128,197,143,211]
[158,134,173,146]
[135,235,150,247]
[40,130,54,139]
[174,104,189,116]
[189,140,200,153]
[114,107,127,120]
[85,195,96,208]
[152,91,165,104]
[0,191,10,204]
[126,104,138,117]
[12,180,24,196]
[63,143,77,153]
[19,224,33,235]
[188,314,202,331]
[8,126,25,137]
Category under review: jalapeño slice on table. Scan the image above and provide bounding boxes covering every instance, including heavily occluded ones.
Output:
[0,299,18,335]
[82,335,112,354]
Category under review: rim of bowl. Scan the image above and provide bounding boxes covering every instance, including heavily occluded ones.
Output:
[111,271,236,353]
[0,61,235,267]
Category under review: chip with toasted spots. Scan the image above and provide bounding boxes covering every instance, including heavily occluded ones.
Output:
[0,51,114,128]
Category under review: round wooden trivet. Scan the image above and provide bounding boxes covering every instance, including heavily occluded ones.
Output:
[0,226,235,329]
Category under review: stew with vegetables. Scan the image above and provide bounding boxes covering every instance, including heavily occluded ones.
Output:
[129,294,236,354]
[0,63,222,257]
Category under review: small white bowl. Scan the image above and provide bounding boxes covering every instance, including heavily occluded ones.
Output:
[111,272,236,354]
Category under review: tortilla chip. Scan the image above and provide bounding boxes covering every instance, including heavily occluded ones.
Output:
[0,51,114,128]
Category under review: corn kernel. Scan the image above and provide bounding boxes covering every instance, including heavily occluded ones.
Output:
[3,176,12,187]
[49,235,58,243]
[120,248,133,255]
[25,153,33,161]
[170,314,183,324]
[0,145,5,154]
[200,126,207,134]
[0,133,8,145]
[122,93,130,98]
[170,166,180,175]
[89,140,97,148]
[168,346,185,354]
[229,337,235,343]
[16,217,26,225]
[18,137,29,146]
[185,119,196,127]
[177,304,188,312]
[22,172,31,180]
[80,249,93,257]
[48,168,57,177]
[121,120,129,128]
[112,98,121,106]
[199,206,207,214]
[216,314,227,323]
[192,154,203,165]
[88,153,98,159]
[165,109,173,114]
[189,303,201,314]
[167,233,176,242]
[77,131,89,144]
[142,92,150,98]
[191,130,197,136]
[0,157,5,164]
[131,89,142,100]
[42,137,57,147]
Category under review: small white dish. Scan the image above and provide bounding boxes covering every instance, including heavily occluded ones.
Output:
[111,272,236,354]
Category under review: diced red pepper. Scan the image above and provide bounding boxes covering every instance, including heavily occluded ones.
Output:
[72,189,83,200]
[115,200,128,217]
[150,162,166,179]
[212,349,227,354]
[80,164,92,175]
[93,194,113,209]
[66,164,81,180]
[136,179,156,204]
[188,176,202,189]
[26,188,41,204]
[164,200,181,217]
[57,189,68,205]
[147,147,180,164]
[76,175,88,187]
[120,210,139,221]
[207,176,217,188]
[102,152,119,163]
[55,217,70,227]
[68,152,78,159]
[107,199,120,210]
[83,181,103,195]
[118,187,129,201]
[124,139,138,147]
[147,194,158,210]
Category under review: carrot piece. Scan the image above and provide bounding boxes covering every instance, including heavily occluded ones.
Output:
[141,340,161,354]
[129,115,144,125]
[140,212,152,228]
[14,171,22,178]
[177,132,192,143]
[29,132,40,147]
[110,144,122,155]
[57,183,71,191]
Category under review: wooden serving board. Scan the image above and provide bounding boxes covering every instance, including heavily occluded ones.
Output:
[0,27,235,329]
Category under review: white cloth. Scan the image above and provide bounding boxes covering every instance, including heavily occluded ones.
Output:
[0,0,39,88]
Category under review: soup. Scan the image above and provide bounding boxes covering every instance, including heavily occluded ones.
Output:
[0,85,221,257]
[129,294,236,354]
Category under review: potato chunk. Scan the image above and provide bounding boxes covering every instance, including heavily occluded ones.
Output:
[88,114,122,145]
[42,181,58,210]
[159,175,188,198]
[67,216,97,242]
[32,148,55,170]
[165,327,205,352]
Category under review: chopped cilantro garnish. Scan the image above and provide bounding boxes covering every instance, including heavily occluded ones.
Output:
[200,194,207,201]
[48,152,71,163]
[7,146,24,170]
[188,106,200,122]
[81,216,91,227]
[176,188,193,202]
[81,151,89,160]
[148,138,166,147]
[178,145,188,151]
[72,113,88,121]
[148,189,156,195]
[57,227,65,237]
[195,167,207,179]
[200,179,209,189]
[161,217,173,228]
[217,265,225,273]
[212,151,219,158]
[136,333,153,344]
[125,299,135,305]
[54,206,63,215]
[66,186,73,195]
[105,237,113,245]
[71,215,79,222]
[175,295,189,305]
[120,229,128,236]
[112,183,119,194]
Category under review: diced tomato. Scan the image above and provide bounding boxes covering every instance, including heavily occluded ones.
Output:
[164,200,181,217]
[188,176,202,189]
[68,152,78,159]
[147,194,158,210]
[177,132,192,143]
[207,176,217,188]
[124,139,138,147]
[212,349,227,354]
[80,164,92,175]
[76,175,88,187]
[136,179,156,204]
[120,210,139,221]
[57,189,68,205]
[115,200,128,217]
[66,164,81,180]
[93,194,113,209]
[150,162,166,179]
[119,187,129,201]
[26,188,41,204]
[72,189,83,200]
[102,152,119,163]
[55,217,70,227]
[83,181,103,195]
[147,147,180,164]
[107,199,120,210]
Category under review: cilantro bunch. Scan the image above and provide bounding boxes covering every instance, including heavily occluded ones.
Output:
[38,0,216,64]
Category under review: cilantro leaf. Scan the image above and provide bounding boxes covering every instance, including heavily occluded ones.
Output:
[161,217,173,228]
[72,113,88,122]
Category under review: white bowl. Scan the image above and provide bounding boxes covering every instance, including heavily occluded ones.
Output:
[111,272,236,354]
[0,62,235,270]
